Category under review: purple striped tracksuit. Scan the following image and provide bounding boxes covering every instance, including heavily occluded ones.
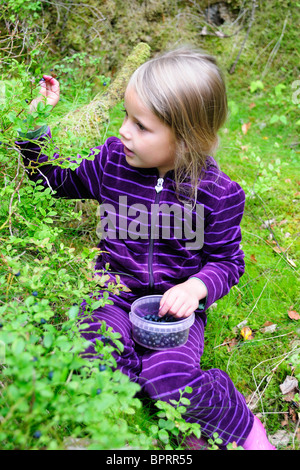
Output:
[18,130,254,447]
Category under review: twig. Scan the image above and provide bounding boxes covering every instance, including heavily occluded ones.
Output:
[261,15,289,79]
[229,0,257,74]
[249,346,300,415]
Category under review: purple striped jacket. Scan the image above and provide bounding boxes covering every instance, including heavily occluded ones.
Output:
[18,130,245,312]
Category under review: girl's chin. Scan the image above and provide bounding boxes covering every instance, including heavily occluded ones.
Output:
[125,154,139,167]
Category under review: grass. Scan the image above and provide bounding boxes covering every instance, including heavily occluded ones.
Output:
[198,68,300,446]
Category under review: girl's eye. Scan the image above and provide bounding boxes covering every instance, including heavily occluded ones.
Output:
[136,122,146,131]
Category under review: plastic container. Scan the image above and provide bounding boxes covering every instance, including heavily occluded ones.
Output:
[129,295,195,350]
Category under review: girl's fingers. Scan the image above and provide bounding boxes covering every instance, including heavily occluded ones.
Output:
[159,292,184,317]
[159,287,199,318]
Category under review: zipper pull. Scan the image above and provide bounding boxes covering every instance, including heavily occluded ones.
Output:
[155,177,164,193]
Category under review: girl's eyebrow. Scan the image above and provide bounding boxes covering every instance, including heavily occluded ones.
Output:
[123,104,149,130]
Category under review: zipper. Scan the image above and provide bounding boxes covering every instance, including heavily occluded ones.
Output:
[148,177,164,293]
[155,177,164,193]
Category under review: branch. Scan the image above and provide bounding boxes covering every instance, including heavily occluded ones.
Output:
[228,0,257,74]
[53,42,151,148]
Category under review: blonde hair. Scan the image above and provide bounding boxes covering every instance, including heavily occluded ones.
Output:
[128,46,228,204]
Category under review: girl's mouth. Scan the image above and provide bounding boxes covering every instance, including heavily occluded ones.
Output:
[123,144,135,157]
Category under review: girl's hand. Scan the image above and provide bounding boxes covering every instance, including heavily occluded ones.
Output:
[158,278,208,319]
[29,75,60,113]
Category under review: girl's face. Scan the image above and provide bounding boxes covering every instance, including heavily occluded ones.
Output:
[119,86,177,177]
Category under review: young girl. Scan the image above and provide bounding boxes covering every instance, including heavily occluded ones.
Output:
[18,47,275,450]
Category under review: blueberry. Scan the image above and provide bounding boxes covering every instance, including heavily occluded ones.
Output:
[96,388,102,395]
[33,430,41,438]
[32,356,38,362]
[48,371,54,380]
[0,323,3,328]
[32,291,38,297]
[15,271,20,277]
[99,364,106,372]
[100,335,109,344]
[103,82,107,86]
[40,318,47,324]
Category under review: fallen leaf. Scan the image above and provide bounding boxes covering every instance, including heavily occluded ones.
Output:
[250,254,257,263]
[272,245,286,254]
[269,430,291,447]
[261,218,276,229]
[288,310,300,320]
[242,122,251,134]
[260,323,277,333]
[281,415,289,426]
[225,337,239,352]
[280,376,299,394]
[282,391,297,403]
[240,326,253,340]
[278,219,288,226]
[249,102,256,109]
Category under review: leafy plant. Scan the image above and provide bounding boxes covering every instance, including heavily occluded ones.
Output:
[150,386,202,450]
[0,52,148,451]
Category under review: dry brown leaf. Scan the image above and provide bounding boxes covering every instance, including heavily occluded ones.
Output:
[288,310,300,321]
[278,219,288,226]
[281,415,289,426]
[282,391,297,403]
[250,254,257,263]
[260,322,277,333]
[272,245,286,254]
[225,337,239,352]
[242,122,251,134]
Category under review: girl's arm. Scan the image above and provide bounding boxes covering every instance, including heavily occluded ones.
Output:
[17,76,105,201]
[159,181,245,318]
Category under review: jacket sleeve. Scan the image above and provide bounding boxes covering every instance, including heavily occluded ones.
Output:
[16,126,110,201]
[191,180,246,310]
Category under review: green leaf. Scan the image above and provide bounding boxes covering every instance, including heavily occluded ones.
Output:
[158,429,169,443]
[43,332,53,348]
[158,418,175,431]
[12,337,25,355]
[68,305,79,320]
[180,397,191,406]
[149,424,159,436]
[37,101,45,112]
[279,115,287,125]
[250,80,264,93]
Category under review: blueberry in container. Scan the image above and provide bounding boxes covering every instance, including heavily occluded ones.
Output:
[129,295,195,350]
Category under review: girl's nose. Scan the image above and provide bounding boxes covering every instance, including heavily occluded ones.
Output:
[119,120,131,140]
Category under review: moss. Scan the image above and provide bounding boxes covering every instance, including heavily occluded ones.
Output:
[53,42,151,147]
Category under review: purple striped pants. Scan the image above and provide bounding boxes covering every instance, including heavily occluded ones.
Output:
[80,294,254,448]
